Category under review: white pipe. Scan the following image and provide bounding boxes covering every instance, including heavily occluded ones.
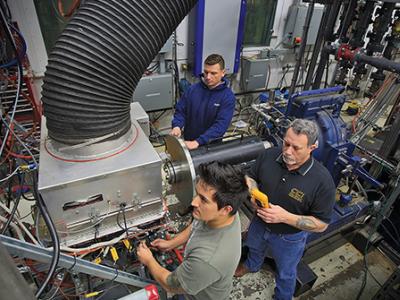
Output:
[0,201,39,245]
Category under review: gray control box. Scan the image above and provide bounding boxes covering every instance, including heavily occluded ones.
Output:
[283,3,324,46]
[132,73,173,112]
[240,57,270,92]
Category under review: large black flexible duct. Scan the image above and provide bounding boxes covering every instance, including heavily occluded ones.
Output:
[42,0,197,145]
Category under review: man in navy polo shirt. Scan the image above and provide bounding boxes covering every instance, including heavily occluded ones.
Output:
[235,119,336,300]
[170,54,235,150]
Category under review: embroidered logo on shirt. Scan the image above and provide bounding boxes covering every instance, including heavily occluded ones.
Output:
[288,188,305,202]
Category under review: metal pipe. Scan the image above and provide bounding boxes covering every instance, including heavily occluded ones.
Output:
[289,0,315,96]
[0,235,161,290]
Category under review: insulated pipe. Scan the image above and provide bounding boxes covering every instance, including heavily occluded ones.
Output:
[304,3,332,90]
[190,137,270,171]
[289,0,315,97]
[42,0,197,145]
[313,0,357,89]
[355,53,400,74]
[304,0,342,90]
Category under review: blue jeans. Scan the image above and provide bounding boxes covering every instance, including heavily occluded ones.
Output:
[244,217,308,300]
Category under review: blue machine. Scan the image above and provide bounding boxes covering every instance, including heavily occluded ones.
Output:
[285,86,381,188]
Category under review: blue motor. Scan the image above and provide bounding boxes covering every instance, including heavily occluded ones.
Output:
[281,87,382,190]
[284,86,352,185]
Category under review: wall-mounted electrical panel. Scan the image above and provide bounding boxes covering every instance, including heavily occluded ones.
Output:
[132,73,173,112]
[283,3,324,47]
[240,57,270,92]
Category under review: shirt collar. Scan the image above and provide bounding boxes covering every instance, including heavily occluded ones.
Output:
[276,152,314,176]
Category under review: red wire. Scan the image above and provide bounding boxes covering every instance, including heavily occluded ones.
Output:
[58,0,81,17]
[44,125,139,163]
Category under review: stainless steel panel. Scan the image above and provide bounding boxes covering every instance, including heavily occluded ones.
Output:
[131,102,150,137]
[39,113,164,246]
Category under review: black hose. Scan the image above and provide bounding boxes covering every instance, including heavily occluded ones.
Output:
[42,0,197,145]
[32,170,60,298]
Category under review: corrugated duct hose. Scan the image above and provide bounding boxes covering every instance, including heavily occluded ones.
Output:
[42,0,197,145]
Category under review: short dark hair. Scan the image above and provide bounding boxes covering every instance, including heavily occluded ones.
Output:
[197,161,248,215]
[204,54,225,70]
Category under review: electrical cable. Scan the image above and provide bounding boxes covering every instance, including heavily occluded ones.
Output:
[0,199,39,244]
[57,0,80,18]
[32,170,60,298]
[266,64,271,90]
[0,215,24,240]
[383,217,400,243]
[380,222,400,248]
[1,172,23,234]
[0,24,27,68]
[0,116,38,166]
[95,269,119,300]
[0,165,20,183]
[355,234,371,300]
[0,7,23,160]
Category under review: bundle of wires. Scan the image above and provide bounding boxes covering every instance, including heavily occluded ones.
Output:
[0,5,61,298]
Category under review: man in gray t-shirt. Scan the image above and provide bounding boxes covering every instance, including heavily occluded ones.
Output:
[137,161,249,300]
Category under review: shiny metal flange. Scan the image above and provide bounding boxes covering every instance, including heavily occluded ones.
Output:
[164,135,196,210]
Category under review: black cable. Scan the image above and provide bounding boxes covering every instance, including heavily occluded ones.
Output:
[67,254,77,272]
[324,59,330,88]
[278,68,289,90]
[116,208,125,232]
[20,171,35,201]
[22,190,35,201]
[355,237,370,300]
[0,0,11,21]
[1,172,23,234]
[32,170,60,298]
[122,207,128,235]
[383,217,400,243]
[95,268,119,300]
[380,223,400,248]
[266,64,271,90]
[151,109,168,123]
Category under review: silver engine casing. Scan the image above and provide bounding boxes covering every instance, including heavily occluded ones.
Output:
[38,106,164,246]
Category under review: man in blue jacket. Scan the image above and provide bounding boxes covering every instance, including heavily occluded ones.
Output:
[170,54,236,150]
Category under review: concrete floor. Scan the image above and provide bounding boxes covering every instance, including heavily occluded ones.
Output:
[230,242,396,300]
